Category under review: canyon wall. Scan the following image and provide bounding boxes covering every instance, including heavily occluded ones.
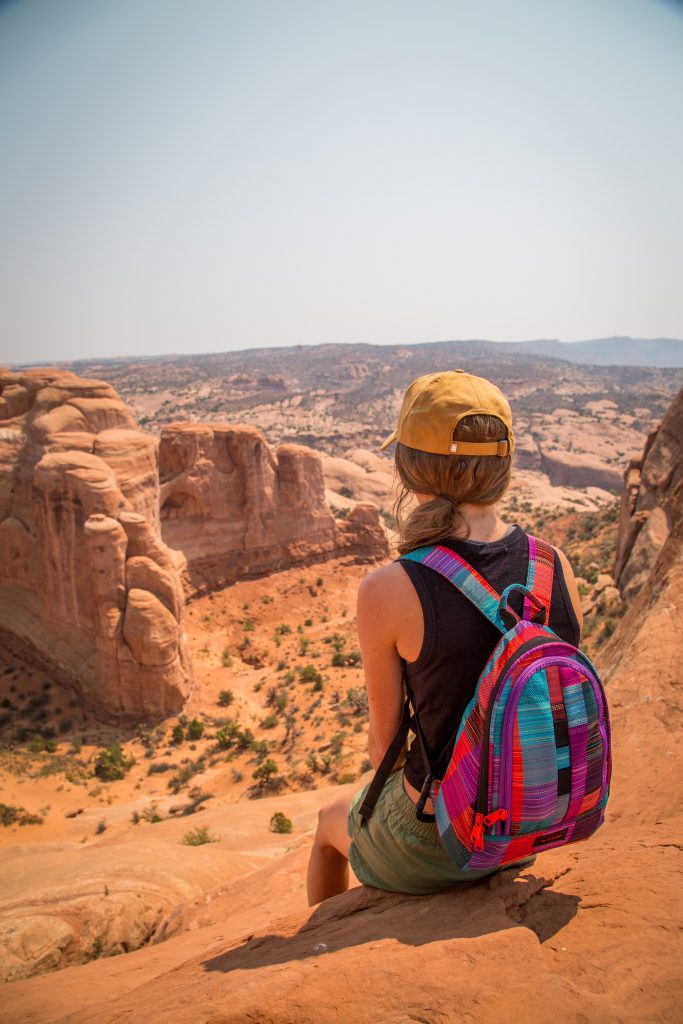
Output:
[613,386,683,601]
[0,369,389,719]
[159,423,389,595]
[0,367,192,721]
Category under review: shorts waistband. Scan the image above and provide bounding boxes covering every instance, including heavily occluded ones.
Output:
[392,771,440,840]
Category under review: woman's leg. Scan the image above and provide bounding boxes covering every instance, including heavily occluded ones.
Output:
[306,793,353,906]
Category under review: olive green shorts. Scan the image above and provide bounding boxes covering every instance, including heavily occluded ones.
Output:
[347,769,536,896]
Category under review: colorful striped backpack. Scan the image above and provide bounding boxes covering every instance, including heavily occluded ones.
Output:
[360,535,612,871]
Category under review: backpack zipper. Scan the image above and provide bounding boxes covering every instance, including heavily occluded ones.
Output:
[470,635,574,851]
[497,655,605,837]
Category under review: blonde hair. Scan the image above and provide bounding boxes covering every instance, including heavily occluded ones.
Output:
[393,414,512,555]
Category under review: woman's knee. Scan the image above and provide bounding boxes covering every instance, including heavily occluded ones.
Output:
[314,797,352,856]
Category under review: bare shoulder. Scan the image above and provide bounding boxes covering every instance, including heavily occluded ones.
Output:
[550,544,584,630]
[551,544,577,579]
[357,560,414,604]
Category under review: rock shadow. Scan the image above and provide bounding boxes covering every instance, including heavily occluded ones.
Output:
[202,868,580,976]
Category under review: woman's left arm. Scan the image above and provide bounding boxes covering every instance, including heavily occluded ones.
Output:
[356,565,406,771]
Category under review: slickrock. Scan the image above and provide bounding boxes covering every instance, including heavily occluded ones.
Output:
[613,386,683,600]
[158,424,389,594]
[2,386,681,1023]
[0,368,192,721]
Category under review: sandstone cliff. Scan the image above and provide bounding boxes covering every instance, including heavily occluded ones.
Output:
[0,368,192,721]
[159,423,389,595]
[613,386,683,601]
[3,392,682,1023]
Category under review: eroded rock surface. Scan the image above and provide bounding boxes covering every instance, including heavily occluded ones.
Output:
[613,386,683,601]
[0,368,192,721]
[159,423,389,594]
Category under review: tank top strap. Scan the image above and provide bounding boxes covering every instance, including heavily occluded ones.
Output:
[400,544,506,632]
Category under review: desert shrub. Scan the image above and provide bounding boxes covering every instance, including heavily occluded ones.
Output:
[0,803,44,827]
[221,650,233,668]
[218,689,234,707]
[261,714,278,729]
[147,761,172,775]
[167,757,204,794]
[182,826,217,846]
[94,744,135,782]
[187,719,204,741]
[339,486,354,499]
[243,618,255,632]
[96,818,107,834]
[171,724,185,745]
[266,688,288,712]
[269,812,293,834]
[275,623,292,636]
[298,665,323,686]
[214,721,241,750]
[304,618,313,627]
[346,688,369,715]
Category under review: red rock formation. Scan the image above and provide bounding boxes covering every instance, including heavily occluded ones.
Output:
[0,368,192,721]
[613,387,683,600]
[159,423,389,595]
[2,391,682,1022]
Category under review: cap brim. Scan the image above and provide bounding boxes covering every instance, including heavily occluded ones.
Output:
[379,430,397,451]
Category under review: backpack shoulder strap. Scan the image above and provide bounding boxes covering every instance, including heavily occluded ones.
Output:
[400,544,506,633]
[524,534,554,622]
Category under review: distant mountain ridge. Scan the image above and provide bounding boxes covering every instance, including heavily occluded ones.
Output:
[495,336,683,367]
[7,335,683,371]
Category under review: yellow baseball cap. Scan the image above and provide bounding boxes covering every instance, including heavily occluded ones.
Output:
[379,369,514,457]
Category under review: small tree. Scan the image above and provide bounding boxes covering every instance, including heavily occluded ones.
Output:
[253,759,279,787]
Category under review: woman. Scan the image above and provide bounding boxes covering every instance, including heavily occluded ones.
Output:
[306,369,584,905]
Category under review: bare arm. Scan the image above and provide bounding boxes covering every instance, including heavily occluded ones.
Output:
[552,545,584,636]
[356,567,406,771]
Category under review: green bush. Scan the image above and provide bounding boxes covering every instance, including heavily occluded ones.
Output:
[298,665,323,685]
[94,743,135,782]
[0,803,44,827]
[269,812,293,834]
[171,724,185,745]
[182,826,217,846]
[187,719,204,741]
[214,721,241,750]
[218,689,234,707]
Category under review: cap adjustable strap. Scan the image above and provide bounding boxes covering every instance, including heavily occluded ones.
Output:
[448,439,511,456]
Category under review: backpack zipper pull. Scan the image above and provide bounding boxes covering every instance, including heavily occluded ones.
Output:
[471,812,485,850]
[483,808,507,827]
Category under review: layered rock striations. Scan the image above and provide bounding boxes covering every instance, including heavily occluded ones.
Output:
[0,370,388,719]
[159,423,389,594]
[613,386,683,602]
[0,367,192,721]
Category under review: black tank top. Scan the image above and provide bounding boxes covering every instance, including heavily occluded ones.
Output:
[400,524,581,792]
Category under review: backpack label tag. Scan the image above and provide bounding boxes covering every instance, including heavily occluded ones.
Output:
[533,828,568,847]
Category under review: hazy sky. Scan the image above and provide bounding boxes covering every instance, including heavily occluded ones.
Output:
[1,0,682,364]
